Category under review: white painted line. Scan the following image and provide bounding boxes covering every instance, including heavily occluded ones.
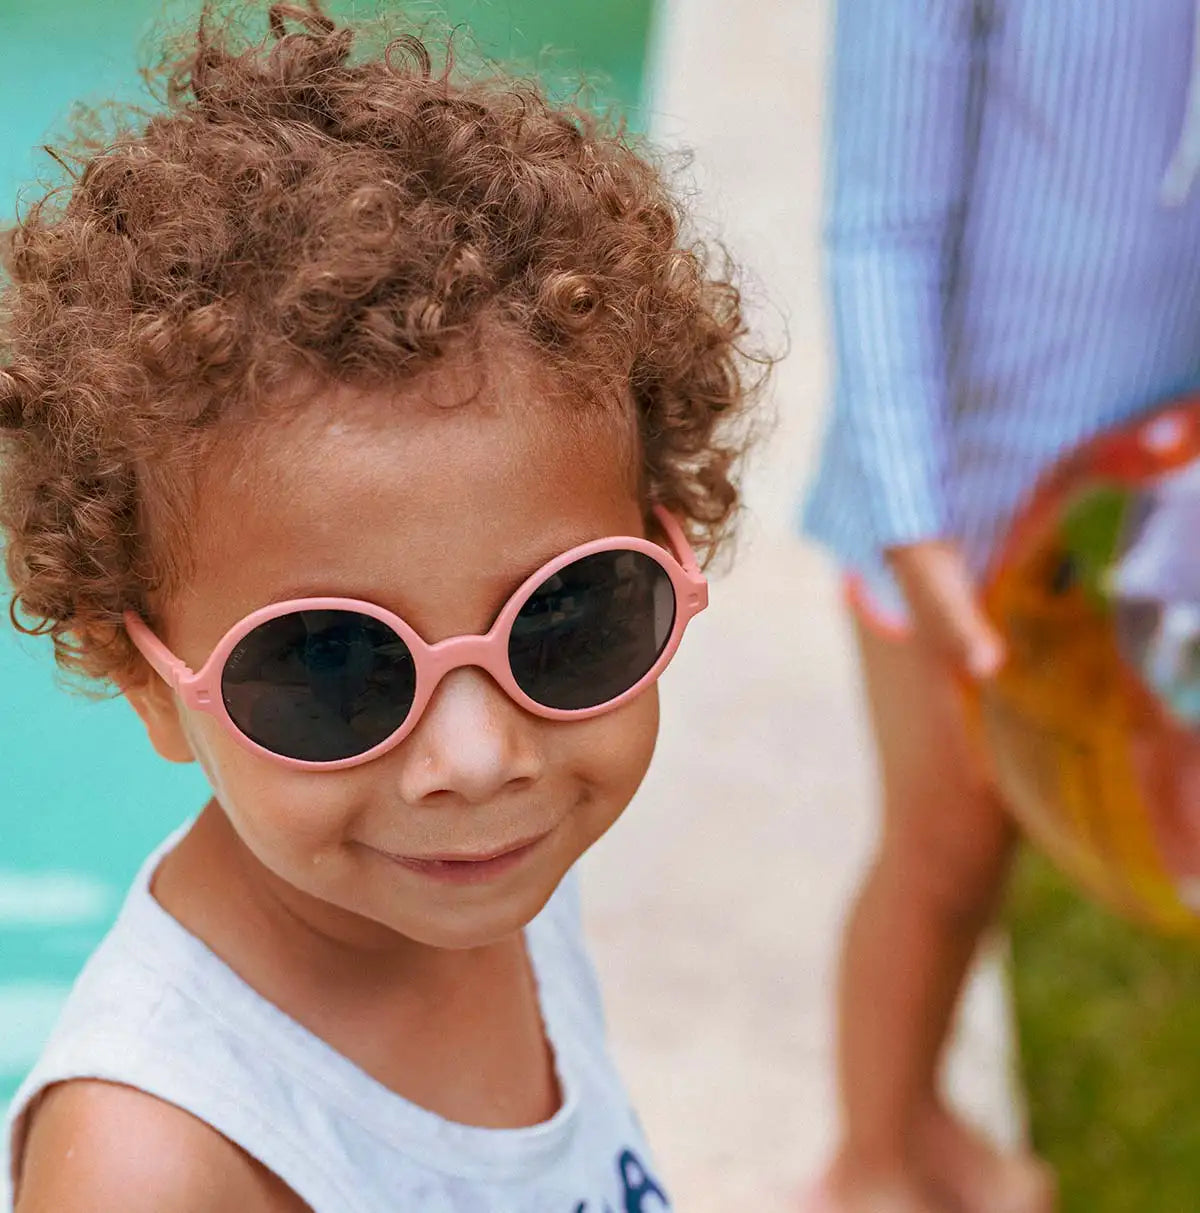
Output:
[0,872,113,927]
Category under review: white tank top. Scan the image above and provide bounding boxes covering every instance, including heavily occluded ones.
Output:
[2,823,671,1212]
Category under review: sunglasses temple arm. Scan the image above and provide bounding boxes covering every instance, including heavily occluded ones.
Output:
[652,506,704,580]
[122,610,194,692]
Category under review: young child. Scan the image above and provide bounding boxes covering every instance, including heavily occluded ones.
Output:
[0,6,760,1210]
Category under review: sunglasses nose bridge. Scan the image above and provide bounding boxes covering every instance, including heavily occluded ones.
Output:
[423,632,509,690]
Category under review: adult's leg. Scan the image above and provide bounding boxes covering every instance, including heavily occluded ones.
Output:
[826,614,1053,1213]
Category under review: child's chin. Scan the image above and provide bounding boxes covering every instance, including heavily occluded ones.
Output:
[387,885,556,952]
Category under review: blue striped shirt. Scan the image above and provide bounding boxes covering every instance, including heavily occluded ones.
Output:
[803,0,1200,598]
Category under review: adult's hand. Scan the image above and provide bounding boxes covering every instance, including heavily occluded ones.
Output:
[886,539,1006,680]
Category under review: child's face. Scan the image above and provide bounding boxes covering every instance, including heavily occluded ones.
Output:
[130,358,659,950]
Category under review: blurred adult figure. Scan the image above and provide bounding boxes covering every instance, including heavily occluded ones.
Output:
[802,3,1200,1210]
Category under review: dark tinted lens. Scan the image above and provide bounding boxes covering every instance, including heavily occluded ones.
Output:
[508,550,676,711]
[221,610,417,762]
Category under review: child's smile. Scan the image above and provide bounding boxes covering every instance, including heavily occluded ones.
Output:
[132,351,660,958]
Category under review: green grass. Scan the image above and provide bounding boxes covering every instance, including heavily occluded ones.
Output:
[1006,849,1200,1211]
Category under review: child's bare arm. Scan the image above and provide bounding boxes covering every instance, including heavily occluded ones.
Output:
[14,1079,309,1213]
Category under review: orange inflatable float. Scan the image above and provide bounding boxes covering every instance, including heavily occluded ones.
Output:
[976,398,1200,933]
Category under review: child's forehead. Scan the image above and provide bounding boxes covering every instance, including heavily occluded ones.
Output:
[207,360,636,499]
[176,367,642,612]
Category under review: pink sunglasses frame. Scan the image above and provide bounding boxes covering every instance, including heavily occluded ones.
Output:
[123,506,708,771]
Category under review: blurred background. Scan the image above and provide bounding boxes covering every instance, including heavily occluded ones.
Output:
[3,3,1199,1211]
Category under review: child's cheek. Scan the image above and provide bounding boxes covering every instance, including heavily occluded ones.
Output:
[570,686,661,826]
[179,707,364,869]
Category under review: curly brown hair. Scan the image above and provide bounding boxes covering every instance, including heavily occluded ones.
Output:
[0,2,766,689]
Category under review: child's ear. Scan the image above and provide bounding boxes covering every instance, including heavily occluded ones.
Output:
[122,672,196,765]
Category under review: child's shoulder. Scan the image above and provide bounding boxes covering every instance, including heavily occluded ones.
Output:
[14,1078,308,1213]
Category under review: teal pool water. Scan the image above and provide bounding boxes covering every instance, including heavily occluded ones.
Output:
[0,0,652,1114]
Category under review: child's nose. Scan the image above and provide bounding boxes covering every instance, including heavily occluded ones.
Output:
[394,667,545,805]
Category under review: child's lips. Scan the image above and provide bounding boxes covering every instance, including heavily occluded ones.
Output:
[374,831,552,883]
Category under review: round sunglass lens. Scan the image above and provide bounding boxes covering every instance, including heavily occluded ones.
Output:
[508,550,676,711]
[221,610,417,762]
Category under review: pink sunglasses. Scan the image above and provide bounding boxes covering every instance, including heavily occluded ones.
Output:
[124,506,707,770]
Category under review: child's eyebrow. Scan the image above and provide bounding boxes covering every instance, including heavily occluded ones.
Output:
[492,528,617,579]
[248,526,626,609]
